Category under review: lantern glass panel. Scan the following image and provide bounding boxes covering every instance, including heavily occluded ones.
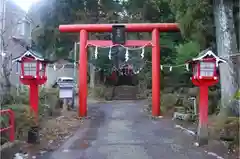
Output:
[200,61,215,77]
[23,61,37,76]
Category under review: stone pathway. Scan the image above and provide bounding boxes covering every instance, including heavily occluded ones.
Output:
[42,100,224,159]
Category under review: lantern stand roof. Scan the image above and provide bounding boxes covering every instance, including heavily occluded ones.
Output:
[186,49,227,66]
[12,49,52,63]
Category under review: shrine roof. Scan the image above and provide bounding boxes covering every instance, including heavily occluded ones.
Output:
[12,49,50,63]
[186,49,226,64]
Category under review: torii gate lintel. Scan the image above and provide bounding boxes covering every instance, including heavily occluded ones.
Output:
[59,23,179,32]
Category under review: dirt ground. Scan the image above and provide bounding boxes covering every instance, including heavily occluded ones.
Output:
[173,117,240,159]
[144,104,239,159]
[16,97,109,158]
[21,110,83,158]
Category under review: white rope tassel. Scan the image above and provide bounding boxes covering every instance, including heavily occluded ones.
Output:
[125,48,129,61]
[108,47,112,60]
[141,47,145,59]
[94,46,98,59]
[53,64,57,71]
[169,66,172,72]
[1,51,6,57]
[160,65,163,70]
[134,70,140,74]
[185,63,189,71]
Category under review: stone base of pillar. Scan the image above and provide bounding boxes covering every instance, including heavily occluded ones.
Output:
[196,124,209,146]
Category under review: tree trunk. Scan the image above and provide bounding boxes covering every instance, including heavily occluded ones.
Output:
[0,55,11,105]
[213,0,239,113]
[0,0,11,105]
[89,63,95,88]
[89,47,95,88]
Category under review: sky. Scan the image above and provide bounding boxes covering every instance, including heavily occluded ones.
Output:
[13,0,40,11]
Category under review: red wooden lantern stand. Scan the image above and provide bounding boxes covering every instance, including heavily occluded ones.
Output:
[13,50,48,143]
[188,50,226,145]
[59,23,179,117]
[20,76,47,122]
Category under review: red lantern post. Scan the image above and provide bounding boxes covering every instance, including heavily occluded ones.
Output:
[13,50,49,143]
[188,50,226,145]
[13,50,48,122]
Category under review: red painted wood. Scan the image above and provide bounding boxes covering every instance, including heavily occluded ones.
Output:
[30,84,39,122]
[59,23,179,32]
[199,85,209,127]
[87,40,152,47]
[19,57,48,123]
[79,30,88,117]
[152,29,160,116]
[0,109,15,142]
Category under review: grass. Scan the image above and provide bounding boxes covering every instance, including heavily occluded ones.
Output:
[1,86,60,144]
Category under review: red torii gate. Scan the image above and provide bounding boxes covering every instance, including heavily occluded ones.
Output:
[59,23,179,117]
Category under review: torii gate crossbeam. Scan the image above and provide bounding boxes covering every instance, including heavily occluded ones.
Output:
[59,23,179,117]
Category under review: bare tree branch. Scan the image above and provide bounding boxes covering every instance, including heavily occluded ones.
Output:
[0,1,36,105]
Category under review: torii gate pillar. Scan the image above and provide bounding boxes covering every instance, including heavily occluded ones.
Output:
[152,29,160,116]
[59,23,179,117]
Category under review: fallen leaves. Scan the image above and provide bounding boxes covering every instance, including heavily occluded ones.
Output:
[21,111,84,158]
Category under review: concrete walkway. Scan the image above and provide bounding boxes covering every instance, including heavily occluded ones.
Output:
[47,100,218,159]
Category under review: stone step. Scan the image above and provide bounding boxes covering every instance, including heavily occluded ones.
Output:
[112,85,138,100]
